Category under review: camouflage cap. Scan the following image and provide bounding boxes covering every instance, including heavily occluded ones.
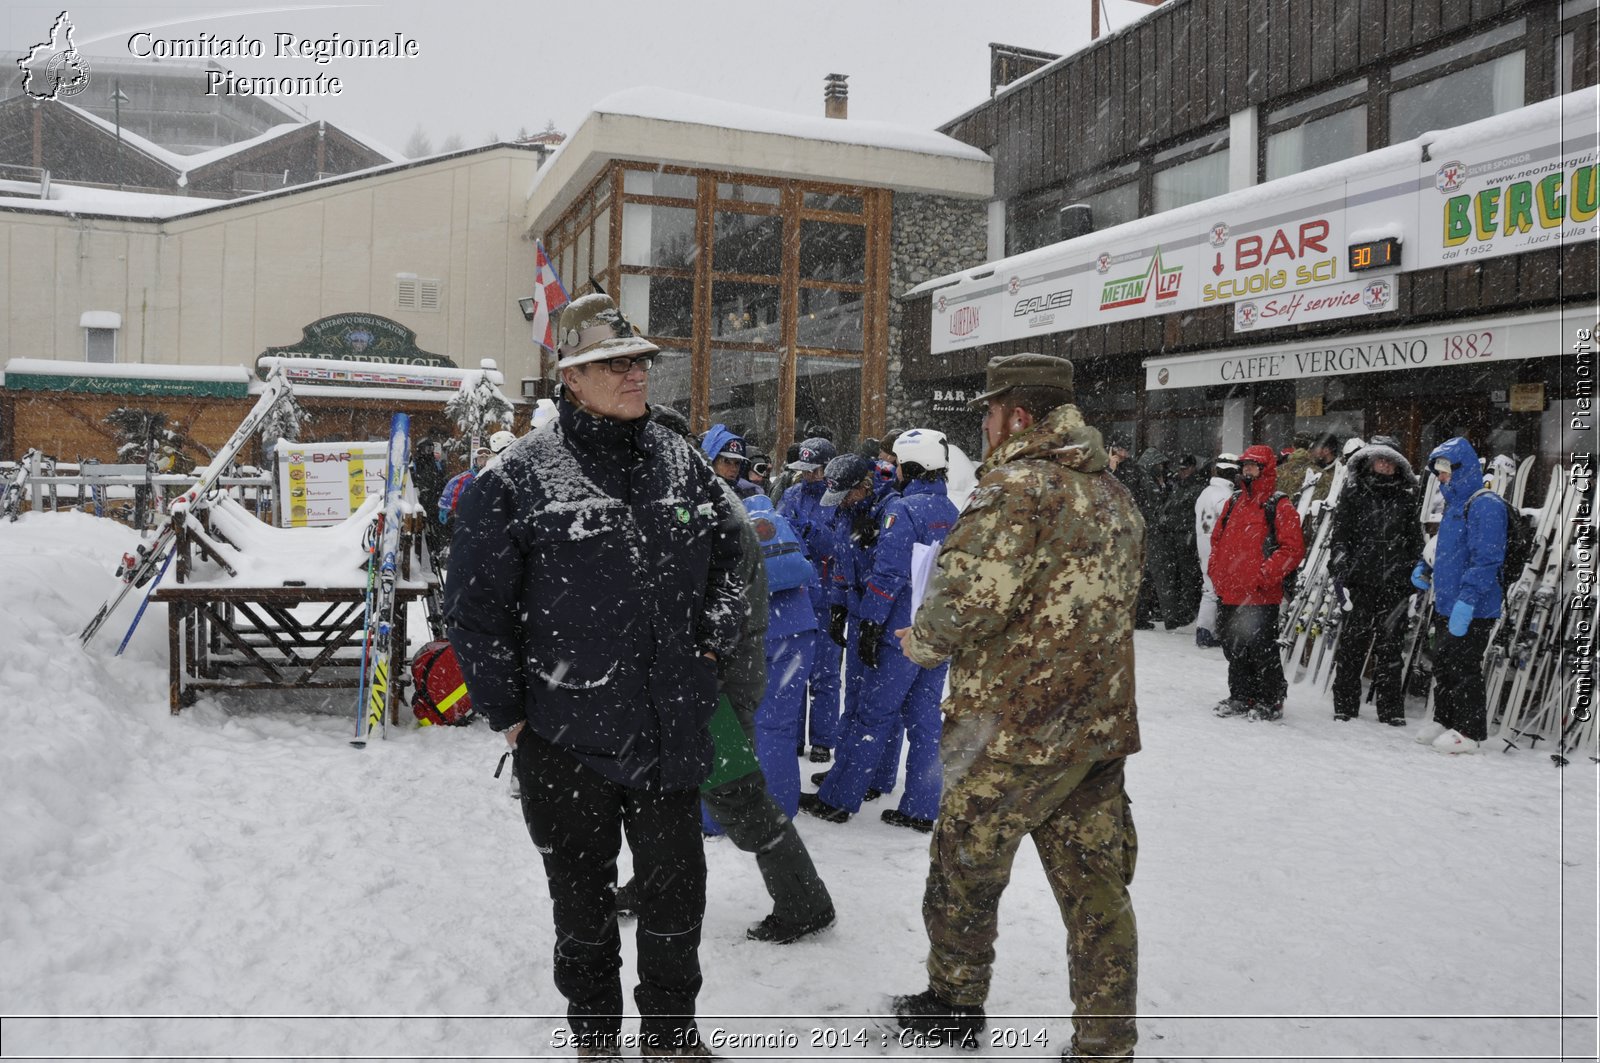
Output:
[965,352,1075,410]
[555,293,659,369]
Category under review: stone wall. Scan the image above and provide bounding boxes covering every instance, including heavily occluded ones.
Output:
[887,192,987,434]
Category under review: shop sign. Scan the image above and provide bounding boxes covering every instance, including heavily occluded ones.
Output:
[277,440,388,528]
[930,387,972,414]
[1200,202,1351,308]
[931,288,999,352]
[930,91,1594,358]
[1509,382,1546,413]
[1144,310,1570,390]
[1233,274,1397,332]
[258,313,458,376]
[1418,94,1598,269]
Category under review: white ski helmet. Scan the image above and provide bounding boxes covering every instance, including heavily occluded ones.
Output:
[489,430,516,454]
[892,428,950,473]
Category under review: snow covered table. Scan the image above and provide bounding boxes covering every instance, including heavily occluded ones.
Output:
[150,495,437,717]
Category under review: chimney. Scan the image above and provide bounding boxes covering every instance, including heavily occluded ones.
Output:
[824,73,848,120]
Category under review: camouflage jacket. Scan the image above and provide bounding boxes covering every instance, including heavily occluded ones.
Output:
[902,404,1144,766]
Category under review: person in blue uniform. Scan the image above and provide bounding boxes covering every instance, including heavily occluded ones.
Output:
[802,429,960,831]
[778,436,842,762]
[810,452,903,804]
[742,493,823,816]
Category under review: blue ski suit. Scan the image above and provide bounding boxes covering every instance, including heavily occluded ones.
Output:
[742,495,820,817]
[819,477,958,820]
[1424,436,1507,620]
[827,483,903,796]
[779,479,843,749]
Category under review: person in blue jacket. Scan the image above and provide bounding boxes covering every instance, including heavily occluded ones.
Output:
[778,436,842,761]
[742,494,822,816]
[701,423,761,500]
[802,429,960,831]
[1411,436,1506,754]
[811,452,903,804]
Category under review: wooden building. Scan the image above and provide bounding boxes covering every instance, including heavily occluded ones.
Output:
[902,0,1598,473]
[523,84,993,458]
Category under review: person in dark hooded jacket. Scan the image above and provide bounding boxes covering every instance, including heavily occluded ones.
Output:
[1208,444,1305,720]
[1327,438,1425,725]
[444,293,745,1059]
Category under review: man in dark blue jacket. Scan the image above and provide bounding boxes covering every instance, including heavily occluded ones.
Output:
[1412,436,1506,754]
[445,293,744,1060]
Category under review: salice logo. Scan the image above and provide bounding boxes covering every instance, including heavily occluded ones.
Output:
[1361,279,1392,309]
[1007,276,1022,295]
[17,11,91,101]
[1237,302,1259,329]
[949,306,981,337]
[1095,253,1112,274]
[935,295,948,314]
[1435,161,1466,194]
[1209,221,1230,247]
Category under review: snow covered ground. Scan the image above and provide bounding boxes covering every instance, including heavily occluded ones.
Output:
[1,510,1594,1062]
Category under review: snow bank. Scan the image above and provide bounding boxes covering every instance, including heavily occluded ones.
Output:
[0,508,1592,1060]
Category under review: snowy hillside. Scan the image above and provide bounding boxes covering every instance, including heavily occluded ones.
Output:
[0,511,1593,1061]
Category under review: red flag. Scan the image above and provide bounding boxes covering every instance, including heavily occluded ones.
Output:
[529,240,570,353]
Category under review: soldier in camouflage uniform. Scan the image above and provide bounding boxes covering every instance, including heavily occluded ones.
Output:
[889,353,1144,1063]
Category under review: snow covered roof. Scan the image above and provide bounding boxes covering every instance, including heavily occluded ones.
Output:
[0,179,228,219]
[56,102,405,173]
[525,86,993,235]
[4,358,251,384]
[0,144,535,222]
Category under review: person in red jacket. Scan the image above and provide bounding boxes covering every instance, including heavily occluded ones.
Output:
[1207,444,1305,721]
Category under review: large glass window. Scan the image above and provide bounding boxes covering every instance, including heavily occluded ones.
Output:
[619,274,694,339]
[623,170,698,199]
[1080,181,1138,231]
[710,349,782,439]
[647,348,693,421]
[797,356,861,449]
[718,181,780,205]
[713,211,783,276]
[711,280,783,345]
[1390,51,1525,141]
[1266,106,1367,180]
[799,220,866,283]
[797,287,863,351]
[1153,148,1229,211]
[621,203,697,268]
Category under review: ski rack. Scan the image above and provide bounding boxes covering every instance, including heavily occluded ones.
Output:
[149,492,436,716]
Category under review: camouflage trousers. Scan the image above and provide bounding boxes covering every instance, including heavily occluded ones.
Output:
[923,754,1138,1061]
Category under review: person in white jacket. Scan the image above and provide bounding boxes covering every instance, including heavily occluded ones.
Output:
[1192,453,1239,648]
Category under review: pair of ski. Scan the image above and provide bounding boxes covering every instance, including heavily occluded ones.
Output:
[1488,467,1583,752]
[1277,459,1351,684]
[352,413,412,748]
[80,369,296,650]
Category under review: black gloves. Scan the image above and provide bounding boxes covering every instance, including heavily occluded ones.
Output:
[859,620,884,668]
[829,605,849,647]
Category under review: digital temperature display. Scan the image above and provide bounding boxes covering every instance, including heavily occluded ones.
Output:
[1348,237,1401,272]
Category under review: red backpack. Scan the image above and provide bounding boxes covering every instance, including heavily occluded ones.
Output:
[410,640,473,726]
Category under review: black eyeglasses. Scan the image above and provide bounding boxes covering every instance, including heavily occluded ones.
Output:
[599,353,656,374]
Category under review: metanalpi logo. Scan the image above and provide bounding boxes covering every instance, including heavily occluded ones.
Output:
[17,11,91,101]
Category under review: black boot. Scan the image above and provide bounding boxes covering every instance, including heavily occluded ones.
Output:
[798,792,849,823]
[881,808,934,833]
[892,987,985,1049]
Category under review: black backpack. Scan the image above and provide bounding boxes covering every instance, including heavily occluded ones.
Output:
[1465,489,1534,592]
